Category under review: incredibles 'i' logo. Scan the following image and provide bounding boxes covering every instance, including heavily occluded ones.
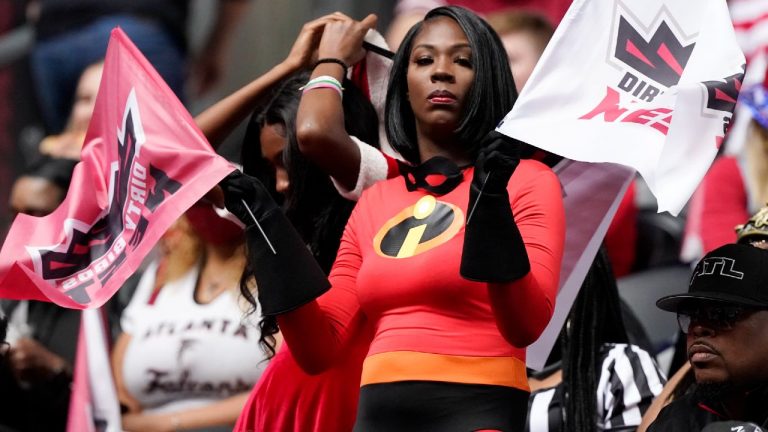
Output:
[373,195,464,259]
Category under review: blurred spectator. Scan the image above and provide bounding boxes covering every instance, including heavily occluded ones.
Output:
[0,156,78,432]
[485,9,553,92]
[28,0,249,133]
[682,72,768,263]
[680,152,752,263]
[38,61,102,160]
[0,1,26,241]
[385,0,570,50]
[0,314,12,432]
[112,204,267,432]
[650,243,768,429]
[8,155,75,217]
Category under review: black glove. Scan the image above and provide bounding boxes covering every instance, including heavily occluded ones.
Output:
[460,131,530,283]
[220,170,330,316]
[472,131,521,194]
[220,170,279,227]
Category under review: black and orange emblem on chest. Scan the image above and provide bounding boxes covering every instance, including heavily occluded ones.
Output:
[373,195,464,258]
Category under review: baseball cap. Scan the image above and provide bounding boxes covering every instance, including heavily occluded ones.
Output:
[657,243,768,312]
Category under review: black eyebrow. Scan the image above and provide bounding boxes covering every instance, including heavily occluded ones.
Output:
[412,43,472,51]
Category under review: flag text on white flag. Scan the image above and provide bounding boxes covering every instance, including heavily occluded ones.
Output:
[498,0,745,215]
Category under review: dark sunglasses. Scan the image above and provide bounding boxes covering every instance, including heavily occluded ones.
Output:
[677,305,762,334]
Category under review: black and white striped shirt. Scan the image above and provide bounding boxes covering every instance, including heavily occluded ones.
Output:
[527,343,666,431]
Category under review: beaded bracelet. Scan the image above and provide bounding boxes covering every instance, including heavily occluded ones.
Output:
[299,75,344,98]
[313,57,349,74]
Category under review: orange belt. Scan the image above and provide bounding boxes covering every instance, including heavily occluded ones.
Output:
[361,351,530,392]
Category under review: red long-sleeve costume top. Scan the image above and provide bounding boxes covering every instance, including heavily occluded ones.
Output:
[279,159,565,392]
[234,320,372,432]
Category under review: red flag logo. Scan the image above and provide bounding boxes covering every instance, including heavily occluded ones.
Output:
[0,29,233,308]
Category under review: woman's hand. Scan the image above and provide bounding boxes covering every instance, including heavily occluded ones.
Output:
[472,131,523,194]
[219,170,278,228]
[284,13,347,71]
[316,13,378,68]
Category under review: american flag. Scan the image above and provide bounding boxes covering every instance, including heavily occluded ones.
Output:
[730,0,768,61]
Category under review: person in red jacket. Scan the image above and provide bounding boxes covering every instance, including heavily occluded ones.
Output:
[222,6,565,430]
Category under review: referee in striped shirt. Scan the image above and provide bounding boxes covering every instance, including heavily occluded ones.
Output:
[526,248,665,431]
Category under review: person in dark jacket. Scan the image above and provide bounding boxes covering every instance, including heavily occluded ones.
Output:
[648,243,768,430]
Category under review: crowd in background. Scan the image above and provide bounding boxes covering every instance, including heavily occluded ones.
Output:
[0,0,767,431]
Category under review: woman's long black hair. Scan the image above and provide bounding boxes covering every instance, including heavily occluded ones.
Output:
[239,70,380,357]
[385,6,518,164]
[556,247,629,432]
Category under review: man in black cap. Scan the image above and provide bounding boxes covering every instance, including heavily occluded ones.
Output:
[648,243,768,430]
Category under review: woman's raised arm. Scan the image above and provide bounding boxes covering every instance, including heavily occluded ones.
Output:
[296,14,377,190]
[195,14,346,148]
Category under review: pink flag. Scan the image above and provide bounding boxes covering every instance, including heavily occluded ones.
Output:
[66,317,96,432]
[67,309,121,432]
[0,28,234,308]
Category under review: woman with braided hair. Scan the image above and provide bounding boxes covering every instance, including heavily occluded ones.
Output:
[526,247,665,432]
[221,6,565,430]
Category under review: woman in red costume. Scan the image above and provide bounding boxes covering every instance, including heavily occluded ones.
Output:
[221,6,565,430]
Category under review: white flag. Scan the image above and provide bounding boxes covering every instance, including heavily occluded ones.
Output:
[498,0,745,216]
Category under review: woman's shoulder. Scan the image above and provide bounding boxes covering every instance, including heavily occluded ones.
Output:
[130,261,200,309]
[512,158,559,186]
[517,158,557,176]
[357,174,407,202]
[509,158,561,197]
